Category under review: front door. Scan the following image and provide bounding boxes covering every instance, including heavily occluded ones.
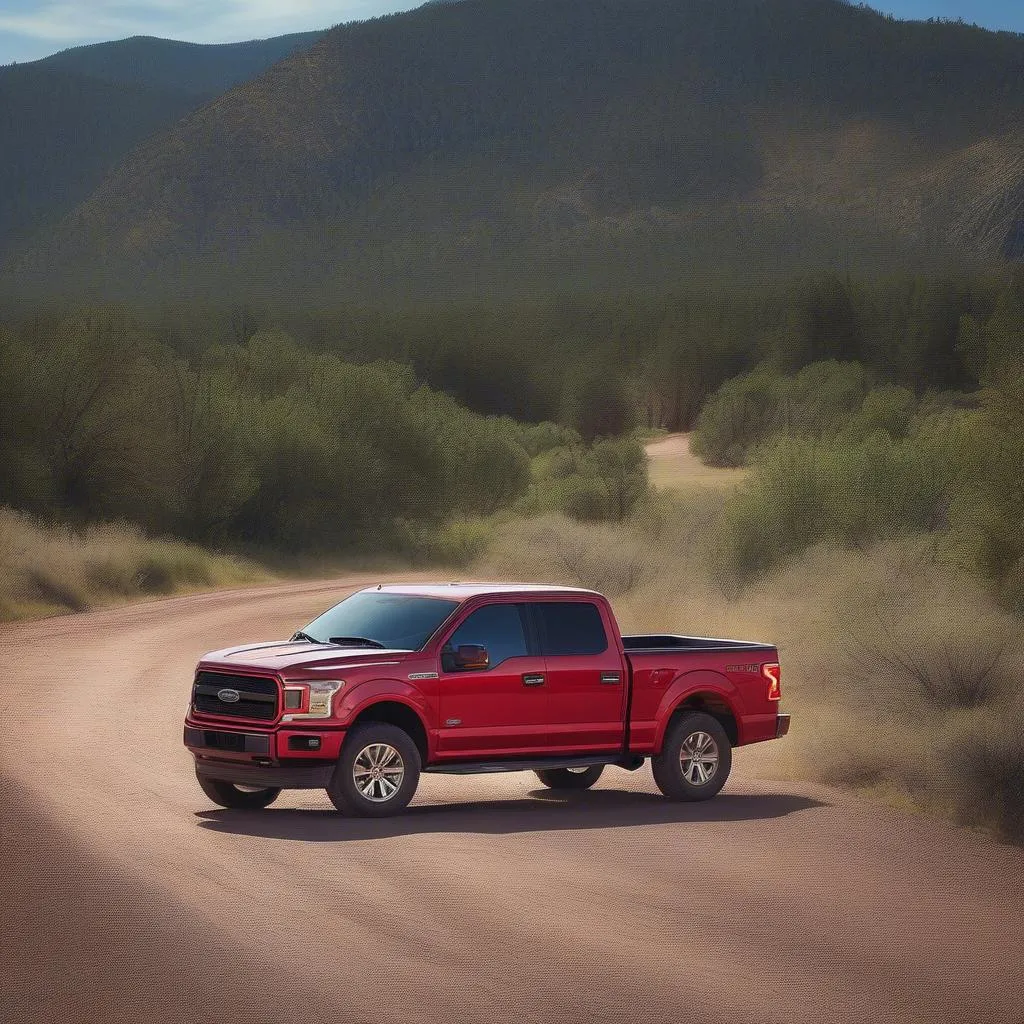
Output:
[436,601,552,758]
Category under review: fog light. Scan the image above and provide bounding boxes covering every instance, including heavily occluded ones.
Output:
[288,735,322,751]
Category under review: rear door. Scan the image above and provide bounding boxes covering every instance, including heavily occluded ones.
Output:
[435,601,553,758]
[529,599,627,752]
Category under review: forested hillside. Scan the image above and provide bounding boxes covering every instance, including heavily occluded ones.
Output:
[8,0,1024,303]
[0,32,324,258]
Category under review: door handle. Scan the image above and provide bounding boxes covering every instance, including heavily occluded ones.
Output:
[522,673,546,687]
[600,672,622,685]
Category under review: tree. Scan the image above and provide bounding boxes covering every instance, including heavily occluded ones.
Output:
[560,356,637,441]
[777,273,861,371]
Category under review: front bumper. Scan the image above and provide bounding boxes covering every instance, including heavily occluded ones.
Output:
[185,722,341,790]
[776,713,791,738]
[193,755,334,789]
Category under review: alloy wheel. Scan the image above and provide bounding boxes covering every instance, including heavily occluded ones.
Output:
[352,742,406,802]
[679,730,719,785]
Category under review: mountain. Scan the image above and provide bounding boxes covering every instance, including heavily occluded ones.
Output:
[28,32,326,96]
[0,32,325,257]
[7,0,1024,304]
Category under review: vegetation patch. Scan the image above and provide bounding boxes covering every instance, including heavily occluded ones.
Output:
[0,509,265,621]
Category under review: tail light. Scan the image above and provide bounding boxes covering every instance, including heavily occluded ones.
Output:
[762,662,781,701]
[282,680,344,721]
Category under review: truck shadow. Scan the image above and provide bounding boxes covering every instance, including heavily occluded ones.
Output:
[194,788,826,842]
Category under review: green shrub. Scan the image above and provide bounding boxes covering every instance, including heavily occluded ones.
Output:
[0,316,542,555]
[526,436,649,522]
[846,384,916,439]
[693,360,872,466]
[691,369,779,466]
[519,421,581,457]
[398,517,497,567]
[718,437,826,576]
[948,370,1024,611]
[720,431,953,577]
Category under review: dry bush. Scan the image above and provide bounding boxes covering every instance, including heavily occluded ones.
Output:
[817,540,1019,713]
[940,710,1024,841]
[478,514,657,596]
[849,632,1008,710]
[0,508,266,620]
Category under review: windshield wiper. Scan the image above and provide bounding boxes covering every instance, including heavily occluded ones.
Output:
[328,636,387,649]
[291,630,321,644]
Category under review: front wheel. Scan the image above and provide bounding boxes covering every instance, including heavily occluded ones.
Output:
[534,765,605,790]
[652,712,732,801]
[196,772,281,809]
[327,723,421,817]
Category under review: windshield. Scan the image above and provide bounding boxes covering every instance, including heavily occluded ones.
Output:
[299,592,459,650]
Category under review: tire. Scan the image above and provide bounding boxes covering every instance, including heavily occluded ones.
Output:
[534,765,605,790]
[652,711,732,801]
[327,723,421,817]
[196,772,281,810]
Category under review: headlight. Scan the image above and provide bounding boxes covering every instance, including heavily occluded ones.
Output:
[281,680,344,721]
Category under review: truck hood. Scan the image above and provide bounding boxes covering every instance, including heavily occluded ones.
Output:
[199,640,414,676]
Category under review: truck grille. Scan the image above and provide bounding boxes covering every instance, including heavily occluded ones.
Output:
[192,671,279,721]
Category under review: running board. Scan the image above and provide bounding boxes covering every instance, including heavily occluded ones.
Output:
[424,754,637,775]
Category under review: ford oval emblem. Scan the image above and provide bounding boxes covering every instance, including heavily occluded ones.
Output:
[217,688,241,703]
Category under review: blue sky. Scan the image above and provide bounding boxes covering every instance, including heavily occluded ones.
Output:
[1,1,1022,65]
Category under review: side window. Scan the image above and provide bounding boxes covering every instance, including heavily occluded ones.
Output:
[532,601,608,656]
[443,603,528,671]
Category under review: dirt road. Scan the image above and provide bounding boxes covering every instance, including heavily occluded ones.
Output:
[2,576,1023,1024]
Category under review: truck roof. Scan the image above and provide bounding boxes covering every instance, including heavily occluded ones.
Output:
[365,582,602,601]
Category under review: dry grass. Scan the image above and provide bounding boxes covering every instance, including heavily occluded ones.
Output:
[0,508,268,621]
[482,514,658,597]
[478,509,1024,841]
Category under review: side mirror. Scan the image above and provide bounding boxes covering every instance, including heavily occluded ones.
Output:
[454,644,489,670]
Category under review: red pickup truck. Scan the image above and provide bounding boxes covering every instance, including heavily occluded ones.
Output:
[184,583,788,816]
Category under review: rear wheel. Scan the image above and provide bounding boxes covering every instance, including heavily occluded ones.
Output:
[652,712,732,801]
[534,765,605,790]
[196,772,281,809]
[328,723,421,817]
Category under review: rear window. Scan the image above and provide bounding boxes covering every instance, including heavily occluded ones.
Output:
[532,601,608,656]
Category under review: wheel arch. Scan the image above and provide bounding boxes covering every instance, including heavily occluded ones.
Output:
[654,671,742,752]
[348,699,430,766]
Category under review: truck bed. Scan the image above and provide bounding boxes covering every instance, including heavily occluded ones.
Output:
[621,634,774,652]
[621,635,782,750]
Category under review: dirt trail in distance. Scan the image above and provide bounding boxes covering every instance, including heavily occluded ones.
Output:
[643,432,748,491]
